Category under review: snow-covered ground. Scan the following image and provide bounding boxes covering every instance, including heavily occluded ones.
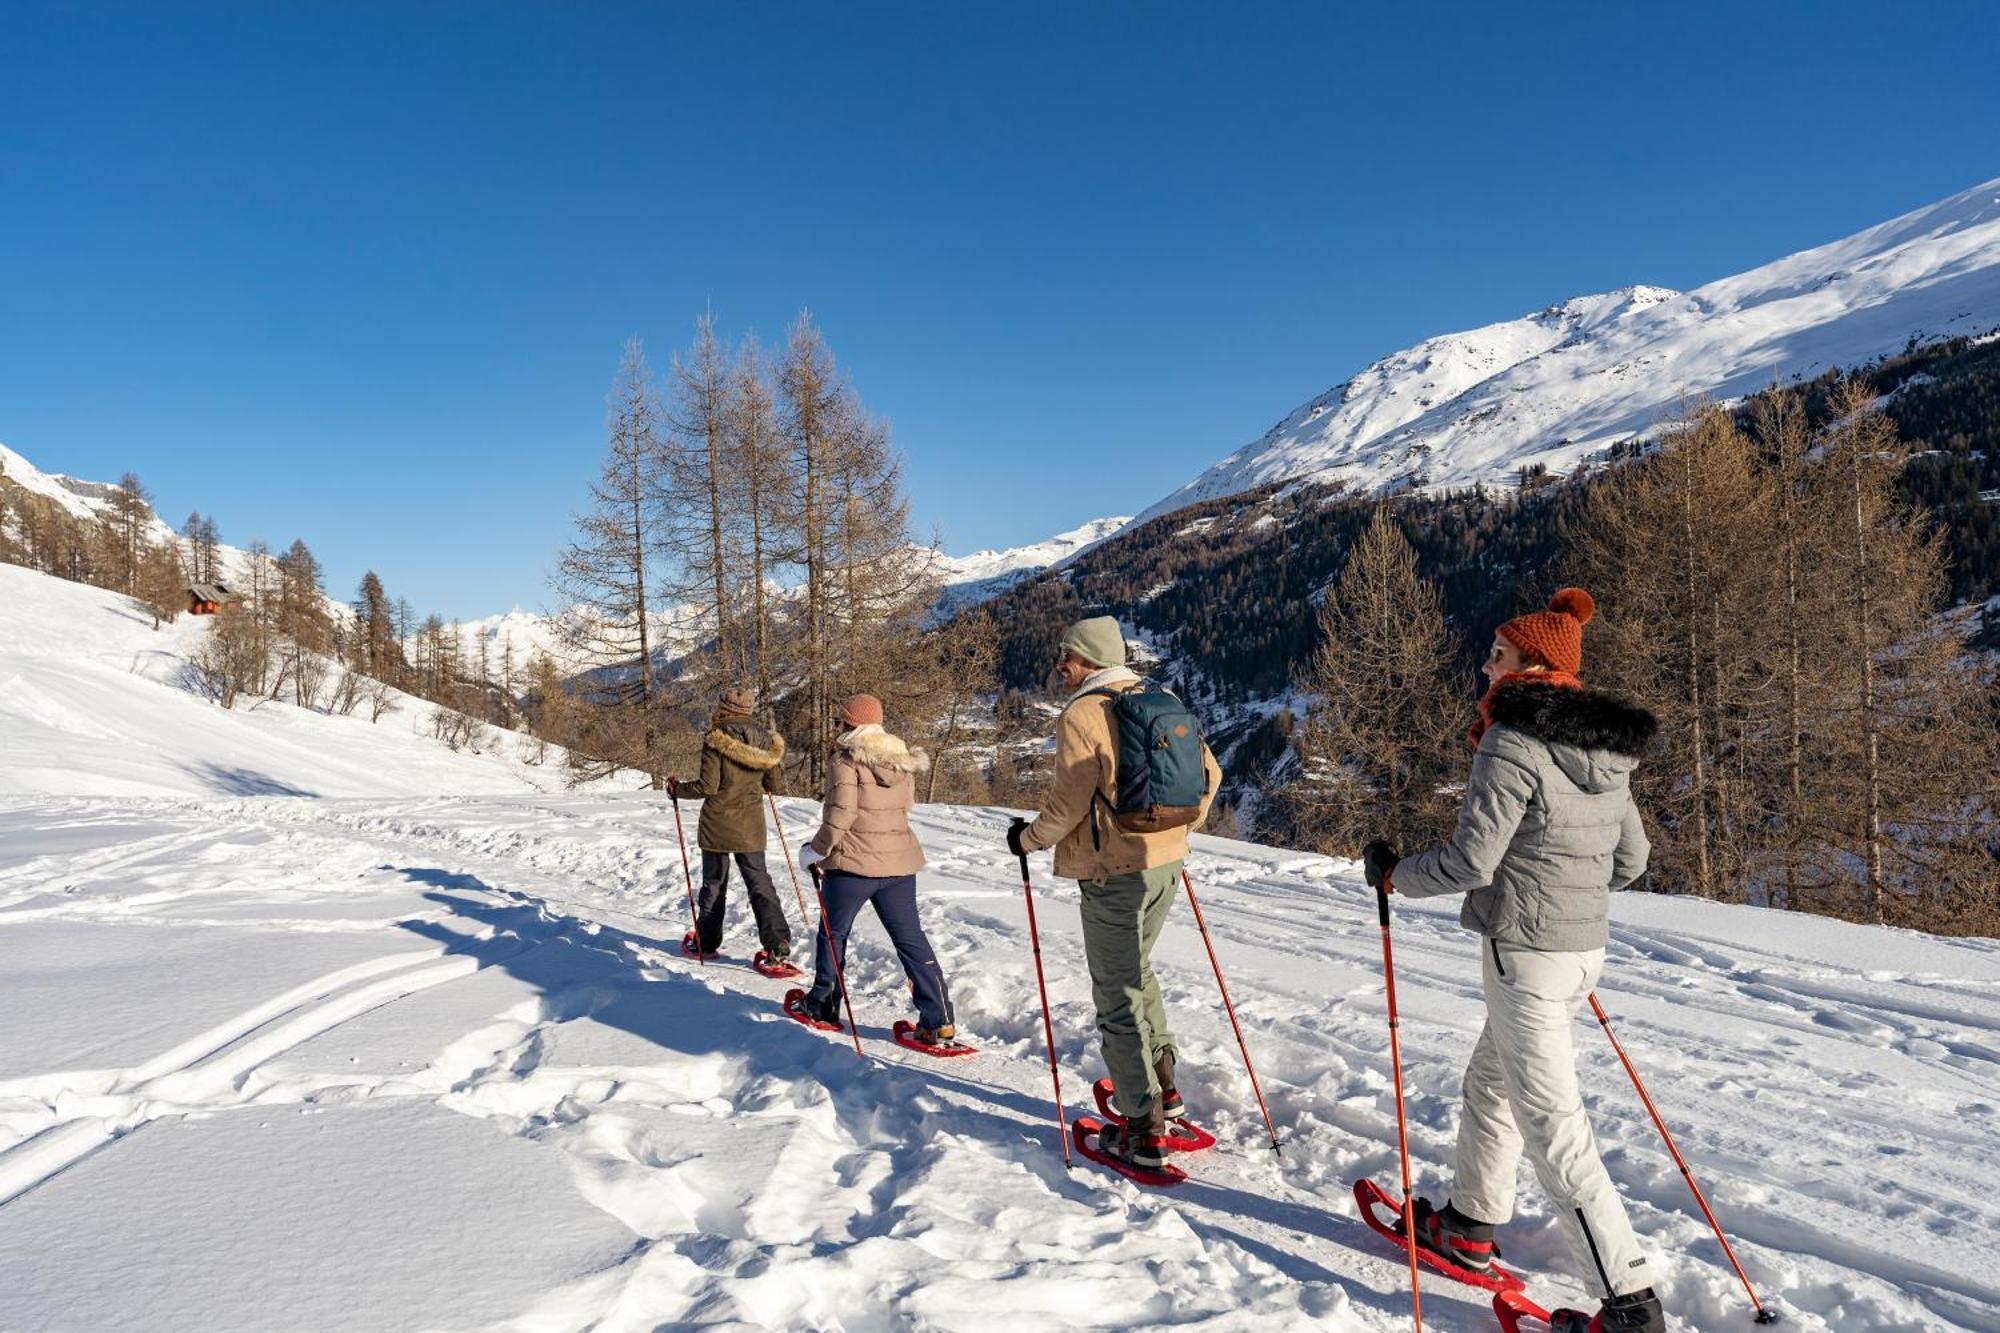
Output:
[0,563,587,797]
[1138,174,2000,522]
[1,782,1995,1330]
[4,542,1997,1330]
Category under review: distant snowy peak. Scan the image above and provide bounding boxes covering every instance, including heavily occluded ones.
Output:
[932,516,1130,617]
[1138,176,2000,522]
[935,516,1130,586]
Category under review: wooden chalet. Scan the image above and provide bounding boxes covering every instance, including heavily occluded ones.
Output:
[187,583,241,615]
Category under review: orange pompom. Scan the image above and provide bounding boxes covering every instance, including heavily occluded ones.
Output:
[1548,586,1596,626]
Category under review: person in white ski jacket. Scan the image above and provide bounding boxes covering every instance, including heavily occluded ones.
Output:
[1363,587,1667,1333]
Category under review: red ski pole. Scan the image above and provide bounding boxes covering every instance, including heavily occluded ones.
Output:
[1179,867,1282,1155]
[668,791,704,965]
[766,793,816,927]
[1018,846,1073,1169]
[809,864,865,1060]
[1377,882,1424,1332]
[1589,994,1778,1325]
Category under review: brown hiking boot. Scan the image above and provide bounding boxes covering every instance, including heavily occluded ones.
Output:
[1153,1045,1185,1121]
[913,1023,956,1045]
[1097,1118,1170,1171]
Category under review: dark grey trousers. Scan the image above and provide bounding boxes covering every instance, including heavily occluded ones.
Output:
[694,851,792,956]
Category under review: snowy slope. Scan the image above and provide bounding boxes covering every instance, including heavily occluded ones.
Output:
[1140,175,2000,521]
[0,563,592,797]
[0,792,1993,1331]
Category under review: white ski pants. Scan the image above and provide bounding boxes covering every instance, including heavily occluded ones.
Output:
[1451,938,1657,1300]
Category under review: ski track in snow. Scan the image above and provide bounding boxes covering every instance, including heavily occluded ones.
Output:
[0,794,1994,1331]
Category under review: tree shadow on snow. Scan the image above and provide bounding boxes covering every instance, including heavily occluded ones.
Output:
[181,762,318,797]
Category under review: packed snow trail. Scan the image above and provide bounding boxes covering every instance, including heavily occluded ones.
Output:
[1,794,1995,1330]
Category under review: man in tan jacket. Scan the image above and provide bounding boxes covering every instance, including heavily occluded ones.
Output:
[1009,616,1221,1170]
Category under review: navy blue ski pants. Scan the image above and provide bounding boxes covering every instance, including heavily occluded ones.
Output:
[805,870,953,1030]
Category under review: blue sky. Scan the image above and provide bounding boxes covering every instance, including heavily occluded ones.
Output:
[3,1,1996,619]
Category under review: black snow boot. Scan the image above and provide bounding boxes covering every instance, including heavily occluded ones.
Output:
[795,991,842,1026]
[1408,1196,1499,1275]
[1551,1288,1665,1333]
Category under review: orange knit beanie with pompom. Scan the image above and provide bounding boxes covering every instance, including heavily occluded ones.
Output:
[1497,587,1596,676]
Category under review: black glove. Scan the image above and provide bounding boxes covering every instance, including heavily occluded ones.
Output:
[1007,817,1031,858]
[1362,840,1399,892]
[666,776,680,799]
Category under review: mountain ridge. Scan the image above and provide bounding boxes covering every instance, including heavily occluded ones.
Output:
[1136,175,2000,523]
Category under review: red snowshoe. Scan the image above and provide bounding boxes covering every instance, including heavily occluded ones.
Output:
[1071,1115,1186,1187]
[1496,1292,1554,1333]
[681,931,720,961]
[753,950,803,979]
[892,1020,975,1058]
[1352,1179,1526,1294]
[1091,1078,1216,1152]
[781,987,843,1033]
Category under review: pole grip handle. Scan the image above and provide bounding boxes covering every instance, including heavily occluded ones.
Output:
[1375,882,1391,927]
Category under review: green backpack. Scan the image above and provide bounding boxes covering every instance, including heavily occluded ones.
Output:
[1088,683,1211,835]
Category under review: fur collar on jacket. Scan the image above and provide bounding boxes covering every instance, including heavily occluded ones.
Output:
[1486,679,1659,759]
[833,724,931,774]
[705,725,786,770]
[1065,666,1140,706]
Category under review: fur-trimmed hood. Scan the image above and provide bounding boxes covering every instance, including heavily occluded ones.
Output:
[1487,679,1658,793]
[705,722,785,771]
[833,724,931,780]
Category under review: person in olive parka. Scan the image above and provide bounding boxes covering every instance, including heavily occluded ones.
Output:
[667,687,792,961]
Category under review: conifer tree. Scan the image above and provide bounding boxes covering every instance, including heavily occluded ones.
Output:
[1288,506,1460,853]
[1816,380,1998,925]
[1572,405,1769,899]
[554,338,669,784]
[275,538,331,707]
[107,473,152,595]
[354,571,400,681]
[664,312,739,680]
[728,334,789,708]
[778,313,846,775]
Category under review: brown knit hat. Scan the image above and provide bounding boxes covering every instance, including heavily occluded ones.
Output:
[1497,588,1596,675]
[839,694,884,728]
[716,687,755,720]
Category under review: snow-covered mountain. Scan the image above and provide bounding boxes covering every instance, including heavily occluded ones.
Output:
[0,440,179,543]
[1138,175,2000,522]
[932,516,1129,617]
